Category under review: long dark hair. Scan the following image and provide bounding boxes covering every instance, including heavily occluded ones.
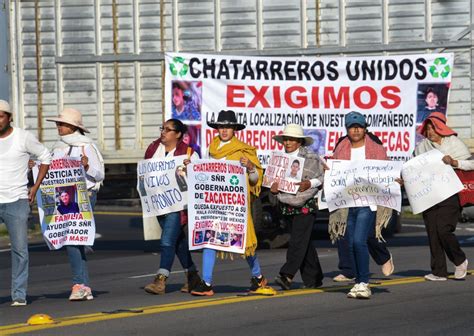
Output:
[167,118,187,140]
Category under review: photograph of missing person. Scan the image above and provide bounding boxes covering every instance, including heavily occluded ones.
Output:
[171,80,202,121]
[175,165,188,192]
[194,230,204,244]
[204,230,216,243]
[55,185,80,215]
[304,129,327,155]
[182,124,202,158]
[230,233,243,248]
[416,84,449,123]
[286,159,303,181]
[216,232,229,246]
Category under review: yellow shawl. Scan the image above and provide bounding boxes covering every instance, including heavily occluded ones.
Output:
[209,136,263,257]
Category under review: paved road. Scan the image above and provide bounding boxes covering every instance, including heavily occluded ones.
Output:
[1,212,474,335]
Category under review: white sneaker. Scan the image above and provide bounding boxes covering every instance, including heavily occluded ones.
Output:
[355,282,371,299]
[11,299,27,307]
[454,259,468,279]
[424,274,447,281]
[69,284,89,301]
[83,286,94,300]
[347,283,360,298]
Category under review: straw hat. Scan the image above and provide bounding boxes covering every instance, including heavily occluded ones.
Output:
[273,124,314,146]
[207,110,245,131]
[0,100,11,114]
[417,112,456,137]
[46,108,90,133]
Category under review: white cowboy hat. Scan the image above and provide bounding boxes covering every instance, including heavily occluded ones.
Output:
[273,124,314,146]
[46,108,90,133]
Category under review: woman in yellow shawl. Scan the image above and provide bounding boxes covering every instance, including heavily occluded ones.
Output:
[191,110,266,296]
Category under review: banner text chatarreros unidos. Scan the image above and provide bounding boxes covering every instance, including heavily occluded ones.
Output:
[165,53,453,164]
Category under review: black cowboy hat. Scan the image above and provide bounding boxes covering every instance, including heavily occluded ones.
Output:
[207,110,246,131]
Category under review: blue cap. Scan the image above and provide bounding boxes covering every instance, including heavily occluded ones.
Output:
[345,111,367,128]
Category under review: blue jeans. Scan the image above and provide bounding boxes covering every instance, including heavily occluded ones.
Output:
[345,207,376,283]
[337,228,391,278]
[66,190,97,286]
[1,199,30,301]
[157,211,195,277]
[201,248,262,284]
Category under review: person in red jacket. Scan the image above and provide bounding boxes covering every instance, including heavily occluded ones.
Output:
[143,118,201,295]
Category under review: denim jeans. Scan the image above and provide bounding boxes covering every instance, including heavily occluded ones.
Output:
[201,248,262,284]
[66,190,97,286]
[337,227,391,278]
[345,207,376,283]
[157,211,195,277]
[1,199,30,301]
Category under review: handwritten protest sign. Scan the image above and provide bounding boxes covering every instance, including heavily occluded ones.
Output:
[324,159,403,212]
[262,152,306,194]
[137,155,188,218]
[187,159,248,254]
[33,158,95,250]
[402,149,463,214]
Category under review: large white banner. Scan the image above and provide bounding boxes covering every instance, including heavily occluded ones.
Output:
[187,160,248,254]
[33,158,95,250]
[165,53,453,164]
[137,155,188,218]
[324,159,403,212]
[401,149,463,214]
[262,151,306,194]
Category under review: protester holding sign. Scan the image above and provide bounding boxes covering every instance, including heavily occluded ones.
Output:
[143,119,202,295]
[414,112,472,281]
[46,108,105,301]
[268,124,325,290]
[0,100,51,307]
[191,110,266,296]
[328,111,394,299]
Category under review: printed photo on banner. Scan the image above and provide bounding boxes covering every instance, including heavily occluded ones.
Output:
[416,84,449,124]
[324,159,403,212]
[304,129,327,155]
[402,149,463,214]
[262,151,306,194]
[137,155,188,218]
[187,159,248,254]
[55,185,80,215]
[183,124,202,158]
[165,53,454,163]
[171,80,202,121]
[33,158,96,250]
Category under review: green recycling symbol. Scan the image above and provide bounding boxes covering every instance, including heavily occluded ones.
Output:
[429,57,451,79]
[169,56,189,77]
[230,175,239,186]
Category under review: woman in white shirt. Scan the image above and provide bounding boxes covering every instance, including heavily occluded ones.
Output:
[47,108,105,301]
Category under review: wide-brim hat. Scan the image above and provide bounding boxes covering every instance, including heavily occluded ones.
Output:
[207,110,245,131]
[0,100,11,115]
[46,108,90,133]
[273,124,314,146]
[417,112,456,137]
